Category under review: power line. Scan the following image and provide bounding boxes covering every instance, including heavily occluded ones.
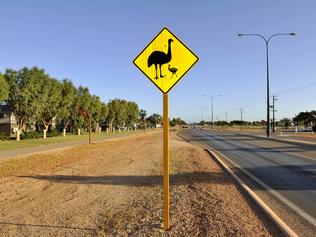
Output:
[276,81,316,95]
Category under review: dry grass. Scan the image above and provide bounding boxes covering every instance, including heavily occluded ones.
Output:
[0,132,282,236]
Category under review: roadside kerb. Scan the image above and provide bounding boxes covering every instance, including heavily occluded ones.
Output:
[205,147,299,237]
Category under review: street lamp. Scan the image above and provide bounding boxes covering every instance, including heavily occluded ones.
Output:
[196,106,208,123]
[238,33,295,137]
[203,94,222,129]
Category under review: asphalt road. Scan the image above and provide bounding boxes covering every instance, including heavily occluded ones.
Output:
[179,128,316,236]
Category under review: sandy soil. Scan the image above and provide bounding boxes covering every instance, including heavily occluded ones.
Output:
[0,131,282,236]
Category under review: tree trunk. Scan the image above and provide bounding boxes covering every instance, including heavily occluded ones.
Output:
[16,116,25,141]
[42,117,52,139]
[88,115,92,144]
[16,130,20,141]
[63,120,70,137]
[43,124,49,139]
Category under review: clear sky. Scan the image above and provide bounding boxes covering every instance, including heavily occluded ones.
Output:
[1,0,315,123]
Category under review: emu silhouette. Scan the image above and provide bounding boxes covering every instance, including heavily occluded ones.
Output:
[147,39,173,79]
[168,65,178,78]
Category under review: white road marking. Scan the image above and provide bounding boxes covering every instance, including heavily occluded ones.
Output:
[241,139,316,162]
[207,148,299,237]
[190,129,316,227]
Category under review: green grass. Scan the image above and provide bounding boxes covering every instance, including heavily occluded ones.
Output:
[0,130,144,152]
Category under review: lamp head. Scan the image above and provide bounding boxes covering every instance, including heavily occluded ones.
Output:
[238,33,244,37]
[290,33,296,36]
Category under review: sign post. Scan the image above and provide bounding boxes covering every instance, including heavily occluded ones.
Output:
[163,93,170,230]
[133,27,198,231]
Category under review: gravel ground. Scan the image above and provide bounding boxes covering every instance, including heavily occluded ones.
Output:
[0,131,282,236]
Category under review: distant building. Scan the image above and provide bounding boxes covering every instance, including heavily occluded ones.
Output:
[155,123,162,128]
[0,104,37,138]
[0,104,18,138]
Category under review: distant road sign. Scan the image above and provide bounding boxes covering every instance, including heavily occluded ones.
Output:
[133,27,199,94]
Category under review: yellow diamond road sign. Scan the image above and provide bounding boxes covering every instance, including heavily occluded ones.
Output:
[133,27,199,94]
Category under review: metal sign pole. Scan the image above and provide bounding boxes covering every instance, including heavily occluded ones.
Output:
[163,93,170,230]
[133,27,199,231]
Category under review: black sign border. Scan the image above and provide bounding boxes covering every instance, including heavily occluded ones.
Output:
[133,27,199,94]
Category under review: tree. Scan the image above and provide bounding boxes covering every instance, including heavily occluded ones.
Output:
[107,99,128,130]
[73,86,93,131]
[147,113,162,127]
[139,109,147,129]
[170,117,187,127]
[39,76,62,133]
[126,101,139,129]
[99,103,109,128]
[58,79,76,133]
[90,95,108,131]
[214,120,229,127]
[293,111,316,127]
[279,118,292,129]
[4,67,43,138]
[0,73,9,102]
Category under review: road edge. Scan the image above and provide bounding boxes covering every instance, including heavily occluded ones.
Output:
[205,147,299,237]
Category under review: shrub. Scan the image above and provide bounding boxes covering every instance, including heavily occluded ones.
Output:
[0,132,8,141]
[47,129,61,137]
[21,131,42,140]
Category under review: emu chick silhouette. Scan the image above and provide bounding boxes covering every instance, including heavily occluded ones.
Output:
[168,65,178,77]
[147,39,173,79]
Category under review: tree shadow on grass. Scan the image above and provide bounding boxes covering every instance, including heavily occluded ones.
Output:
[17,163,316,190]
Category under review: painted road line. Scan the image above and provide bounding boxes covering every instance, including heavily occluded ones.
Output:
[206,148,299,237]
[204,143,316,228]
[203,129,316,161]
[238,132,316,146]
[239,139,316,162]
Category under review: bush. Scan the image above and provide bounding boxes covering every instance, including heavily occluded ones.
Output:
[47,129,61,137]
[20,131,42,140]
[0,132,8,141]
[20,131,43,140]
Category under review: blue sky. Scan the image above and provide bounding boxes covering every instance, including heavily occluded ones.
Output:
[1,0,315,122]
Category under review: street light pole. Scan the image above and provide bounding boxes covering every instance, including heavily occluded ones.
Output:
[196,106,208,124]
[238,33,295,137]
[203,94,222,129]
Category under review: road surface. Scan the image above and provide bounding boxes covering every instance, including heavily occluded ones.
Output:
[179,128,316,237]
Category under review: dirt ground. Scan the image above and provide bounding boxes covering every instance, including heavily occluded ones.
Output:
[0,131,282,236]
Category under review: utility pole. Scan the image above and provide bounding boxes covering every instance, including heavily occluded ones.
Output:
[237,108,244,130]
[225,112,228,122]
[196,106,208,124]
[203,94,222,129]
[270,95,278,132]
